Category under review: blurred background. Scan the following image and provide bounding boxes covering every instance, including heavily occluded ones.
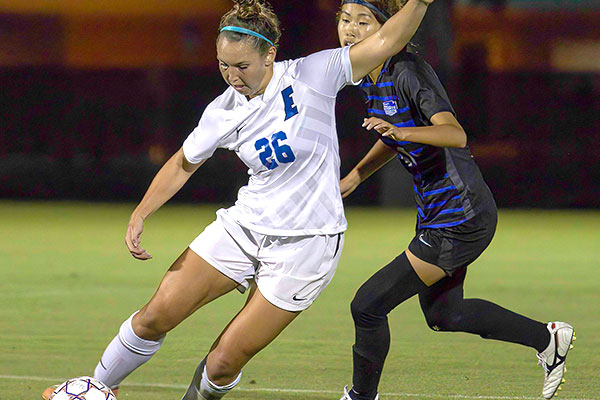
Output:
[1,0,599,208]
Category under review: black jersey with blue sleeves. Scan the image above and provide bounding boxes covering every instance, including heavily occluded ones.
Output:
[360,50,496,229]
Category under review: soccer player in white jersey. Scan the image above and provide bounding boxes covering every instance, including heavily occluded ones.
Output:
[41,0,433,399]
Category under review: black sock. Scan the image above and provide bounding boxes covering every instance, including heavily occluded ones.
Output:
[350,252,427,399]
[430,298,550,351]
[420,269,551,353]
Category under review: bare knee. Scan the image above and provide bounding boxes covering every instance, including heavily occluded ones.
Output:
[132,304,178,340]
[207,346,249,385]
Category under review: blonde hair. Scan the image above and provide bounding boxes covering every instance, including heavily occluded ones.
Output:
[219,0,281,54]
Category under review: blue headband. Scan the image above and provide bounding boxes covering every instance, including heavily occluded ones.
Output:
[220,26,274,47]
[342,0,391,22]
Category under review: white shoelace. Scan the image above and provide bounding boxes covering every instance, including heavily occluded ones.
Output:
[537,352,550,373]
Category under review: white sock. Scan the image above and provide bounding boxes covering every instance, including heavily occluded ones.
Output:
[197,365,241,400]
[93,311,164,388]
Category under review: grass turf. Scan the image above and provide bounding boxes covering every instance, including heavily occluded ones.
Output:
[0,201,598,399]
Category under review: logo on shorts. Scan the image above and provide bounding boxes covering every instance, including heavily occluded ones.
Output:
[292,294,307,301]
[419,233,432,248]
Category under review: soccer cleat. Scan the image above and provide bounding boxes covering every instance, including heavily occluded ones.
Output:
[181,358,207,400]
[339,386,351,400]
[339,385,379,400]
[41,385,56,400]
[41,384,118,400]
[536,321,574,399]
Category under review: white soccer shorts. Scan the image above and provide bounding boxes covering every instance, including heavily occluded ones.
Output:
[189,212,344,312]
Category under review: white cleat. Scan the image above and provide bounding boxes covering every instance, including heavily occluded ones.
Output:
[340,385,379,400]
[537,321,574,399]
[340,386,351,400]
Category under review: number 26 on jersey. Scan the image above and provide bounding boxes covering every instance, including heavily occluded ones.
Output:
[254,86,298,170]
[254,131,296,170]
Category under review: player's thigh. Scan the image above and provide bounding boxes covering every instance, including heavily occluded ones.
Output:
[406,248,447,286]
[206,288,299,381]
[139,213,263,327]
[418,266,467,314]
[135,248,239,337]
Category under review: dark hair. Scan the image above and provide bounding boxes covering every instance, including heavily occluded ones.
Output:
[218,0,281,54]
[336,0,406,25]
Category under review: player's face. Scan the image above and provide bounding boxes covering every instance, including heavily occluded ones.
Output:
[337,3,382,47]
[217,37,275,99]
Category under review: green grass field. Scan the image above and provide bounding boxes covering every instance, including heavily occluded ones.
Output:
[1,201,598,400]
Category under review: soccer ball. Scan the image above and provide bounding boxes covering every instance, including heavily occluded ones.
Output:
[50,376,116,400]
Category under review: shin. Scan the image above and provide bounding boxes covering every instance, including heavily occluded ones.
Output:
[94,312,164,389]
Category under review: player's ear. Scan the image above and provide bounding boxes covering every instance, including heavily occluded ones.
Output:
[265,46,276,67]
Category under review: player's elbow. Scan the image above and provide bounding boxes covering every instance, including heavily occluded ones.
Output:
[449,126,467,148]
[456,131,467,148]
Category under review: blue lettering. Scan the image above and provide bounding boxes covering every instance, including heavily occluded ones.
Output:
[281,86,299,121]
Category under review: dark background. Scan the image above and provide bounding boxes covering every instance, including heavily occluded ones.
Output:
[1,0,599,207]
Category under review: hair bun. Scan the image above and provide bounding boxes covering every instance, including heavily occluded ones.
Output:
[233,0,262,20]
[220,0,281,51]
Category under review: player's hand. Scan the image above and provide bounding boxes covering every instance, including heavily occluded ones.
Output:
[413,0,434,5]
[340,172,361,199]
[363,117,404,141]
[125,214,152,260]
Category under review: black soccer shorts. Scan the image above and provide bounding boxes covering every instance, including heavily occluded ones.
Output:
[408,210,497,276]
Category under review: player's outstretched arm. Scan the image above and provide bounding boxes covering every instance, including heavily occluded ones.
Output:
[349,0,433,81]
[363,112,467,148]
[340,140,397,198]
[125,147,204,260]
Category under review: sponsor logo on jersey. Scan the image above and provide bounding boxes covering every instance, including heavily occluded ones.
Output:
[383,100,398,116]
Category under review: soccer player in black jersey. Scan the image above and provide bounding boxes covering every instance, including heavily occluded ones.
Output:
[336,1,574,400]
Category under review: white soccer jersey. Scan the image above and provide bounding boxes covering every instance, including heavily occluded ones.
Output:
[183,47,354,236]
